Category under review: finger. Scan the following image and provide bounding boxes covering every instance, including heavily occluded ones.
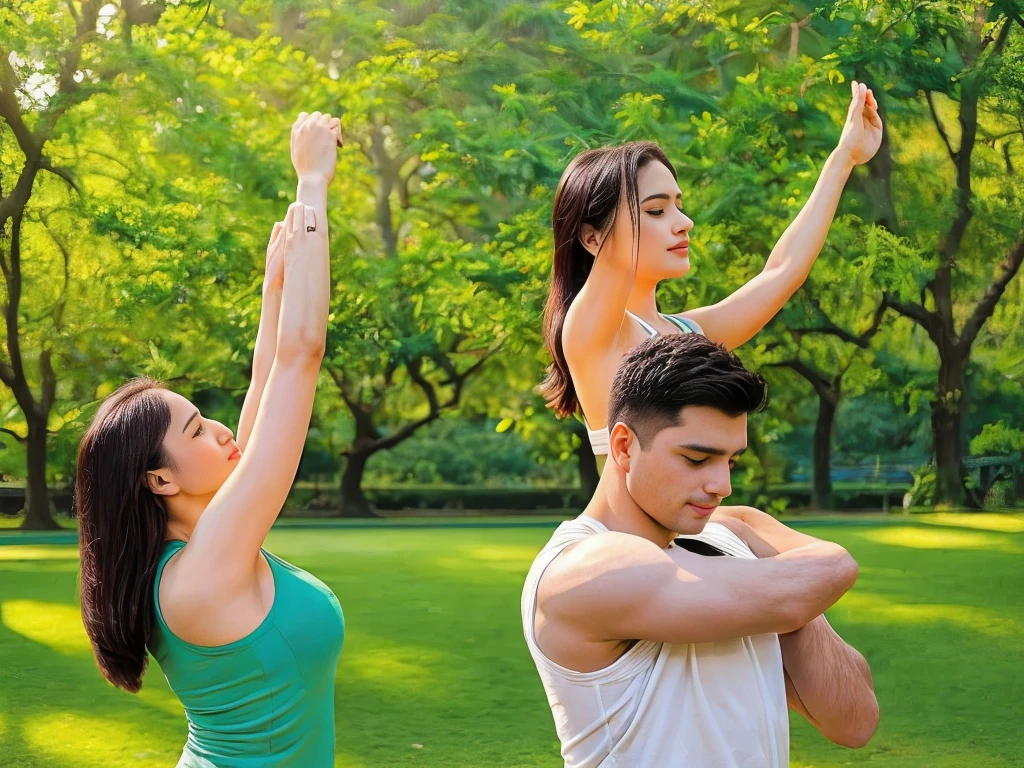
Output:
[308,111,322,126]
[270,220,284,243]
[328,117,343,147]
[286,202,304,235]
[303,204,317,234]
[867,105,883,130]
[850,83,866,120]
[293,112,309,133]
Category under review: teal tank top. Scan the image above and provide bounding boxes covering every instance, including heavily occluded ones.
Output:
[149,541,345,767]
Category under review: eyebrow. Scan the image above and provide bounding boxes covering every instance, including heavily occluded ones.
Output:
[182,411,199,434]
[641,193,683,203]
[678,444,747,458]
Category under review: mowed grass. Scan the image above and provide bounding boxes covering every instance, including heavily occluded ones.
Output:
[0,514,1022,767]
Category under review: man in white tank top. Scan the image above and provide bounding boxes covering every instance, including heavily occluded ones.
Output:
[522,335,878,767]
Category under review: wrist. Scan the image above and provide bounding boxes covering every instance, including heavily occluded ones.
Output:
[296,172,329,191]
[829,146,857,174]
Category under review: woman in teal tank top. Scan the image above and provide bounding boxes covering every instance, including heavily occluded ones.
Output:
[76,112,346,767]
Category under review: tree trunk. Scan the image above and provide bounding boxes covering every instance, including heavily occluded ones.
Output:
[21,417,57,530]
[931,350,968,508]
[811,391,838,511]
[338,450,379,518]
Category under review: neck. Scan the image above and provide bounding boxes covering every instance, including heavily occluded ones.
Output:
[584,462,676,549]
[624,278,661,322]
[163,493,213,543]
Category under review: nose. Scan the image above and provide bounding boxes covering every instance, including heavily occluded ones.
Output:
[213,420,234,444]
[673,209,693,236]
[703,463,732,500]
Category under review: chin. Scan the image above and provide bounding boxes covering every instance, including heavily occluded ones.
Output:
[673,515,710,537]
[671,258,691,278]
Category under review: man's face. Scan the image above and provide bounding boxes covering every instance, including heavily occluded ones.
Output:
[622,405,748,536]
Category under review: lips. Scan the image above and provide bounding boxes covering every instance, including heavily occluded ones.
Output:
[669,241,689,255]
[228,447,241,461]
[688,502,717,517]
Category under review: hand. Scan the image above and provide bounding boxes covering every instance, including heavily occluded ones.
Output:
[263,221,285,296]
[835,80,883,167]
[714,516,779,559]
[290,111,344,185]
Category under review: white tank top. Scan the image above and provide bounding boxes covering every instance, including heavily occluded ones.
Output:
[584,312,703,456]
[521,516,789,767]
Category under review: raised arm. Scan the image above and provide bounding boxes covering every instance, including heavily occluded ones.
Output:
[548,530,859,647]
[562,218,639,364]
[714,508,879,748]
[681,81,883,350]
[182,112,341,577]
[236,221,284,453]
[235,113,341,451]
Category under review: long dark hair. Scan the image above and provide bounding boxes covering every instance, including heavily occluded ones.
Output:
[77,377,174,692]
[539,141,677,418]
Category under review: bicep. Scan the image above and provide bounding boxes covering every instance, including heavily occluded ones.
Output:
[566,539,800,646]
[563,259,633,360]
[187,356,321,569]
[681,268,794,350]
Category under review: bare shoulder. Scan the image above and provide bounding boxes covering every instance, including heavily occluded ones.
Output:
[158,545,263,646]
[538,532,672,620]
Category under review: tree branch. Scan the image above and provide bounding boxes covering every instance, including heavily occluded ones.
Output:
[0,426,27,444]
[882,293,943,346]
[38,158,80,194]
[925,90,957,163]
[0,50,37,159]
[765,359,833,401]
[959,234,1024,352]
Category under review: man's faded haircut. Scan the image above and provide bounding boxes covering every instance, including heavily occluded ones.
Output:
[608,334,768,447]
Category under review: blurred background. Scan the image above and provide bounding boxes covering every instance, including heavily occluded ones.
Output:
[1,2,1022,766]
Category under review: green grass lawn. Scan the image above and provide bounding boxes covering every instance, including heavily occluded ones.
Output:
[1,514,1022,767]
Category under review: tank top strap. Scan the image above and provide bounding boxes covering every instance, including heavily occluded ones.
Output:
[661,313,703,335]
[624,310,659,337]
[154,539,187,604]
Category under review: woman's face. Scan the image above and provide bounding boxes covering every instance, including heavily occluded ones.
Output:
[150,389,241,499]
[599,160,694,283]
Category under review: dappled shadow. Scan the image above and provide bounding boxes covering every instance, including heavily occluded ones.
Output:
[0,546,186,767]
[2,523,1022,767]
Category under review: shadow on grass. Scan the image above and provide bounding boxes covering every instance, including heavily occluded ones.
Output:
[1,523,1022,767]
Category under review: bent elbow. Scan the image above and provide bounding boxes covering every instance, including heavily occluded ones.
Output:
[831,697,880,749]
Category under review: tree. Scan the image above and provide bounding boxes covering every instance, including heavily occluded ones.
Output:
[0,0,173,528]
[827,1,1024,505]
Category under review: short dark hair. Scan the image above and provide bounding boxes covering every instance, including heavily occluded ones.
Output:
[608,334,768,447]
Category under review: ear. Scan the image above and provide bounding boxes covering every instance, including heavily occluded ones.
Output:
[607,422,635,473]
[578,223,603,257]
[146,469,180,497]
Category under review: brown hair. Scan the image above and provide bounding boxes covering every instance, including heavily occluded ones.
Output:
[538,141,677,417]
[76,377,174,692]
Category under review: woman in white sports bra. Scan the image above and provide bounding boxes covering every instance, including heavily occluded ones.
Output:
[540,80,883,472]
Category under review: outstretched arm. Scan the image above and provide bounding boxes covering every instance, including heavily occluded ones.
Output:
[681,81,883,350]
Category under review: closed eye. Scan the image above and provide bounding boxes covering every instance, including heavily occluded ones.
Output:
[684,456,707,466]
[193,422,204,438]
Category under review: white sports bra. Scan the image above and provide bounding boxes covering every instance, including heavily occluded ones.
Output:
[584,311,703,456]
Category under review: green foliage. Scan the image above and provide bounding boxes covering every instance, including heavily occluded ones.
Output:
[0,0,1021,511]
[970,422,1024,456]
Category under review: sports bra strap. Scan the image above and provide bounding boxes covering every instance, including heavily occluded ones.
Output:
[663,313,702,334]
